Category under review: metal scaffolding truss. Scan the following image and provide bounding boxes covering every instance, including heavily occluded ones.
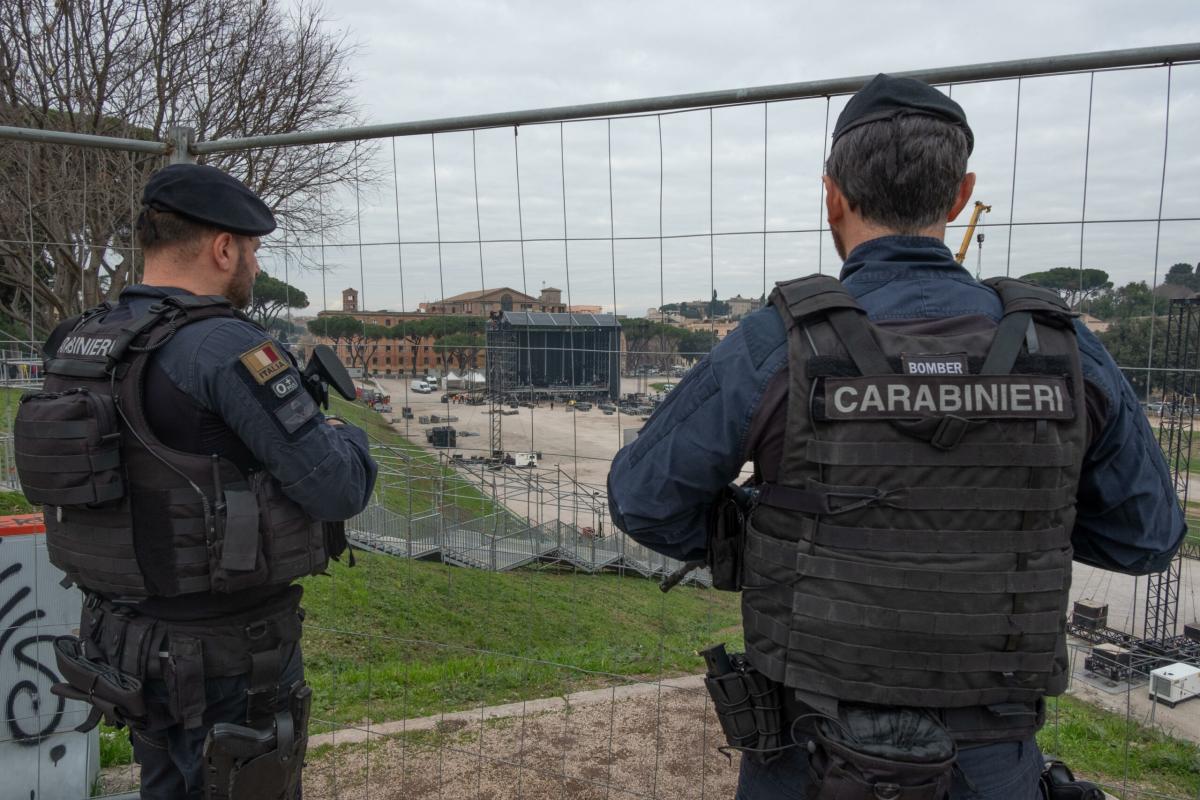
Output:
[1145,298,1198,644]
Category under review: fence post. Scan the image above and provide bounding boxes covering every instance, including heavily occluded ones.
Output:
[167,125,196,164]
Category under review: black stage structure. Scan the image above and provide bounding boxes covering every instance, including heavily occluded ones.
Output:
[487,311,622,402]
[1070,297,1200,679]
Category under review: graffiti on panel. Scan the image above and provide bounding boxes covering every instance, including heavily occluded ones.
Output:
[0,540,66,744]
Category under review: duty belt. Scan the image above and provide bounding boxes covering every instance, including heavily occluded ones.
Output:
[60,592,303,730]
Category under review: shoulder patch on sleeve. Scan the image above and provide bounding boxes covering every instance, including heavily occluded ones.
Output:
[270,373,301,399]
[239,341,290,385]
[274,392,319,434]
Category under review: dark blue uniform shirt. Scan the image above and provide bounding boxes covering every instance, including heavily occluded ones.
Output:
[608,236,1185,575]
[121,285,378,522]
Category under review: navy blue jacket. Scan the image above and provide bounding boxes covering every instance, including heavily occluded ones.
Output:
[608,236,1185,576]
[121,285,378,522]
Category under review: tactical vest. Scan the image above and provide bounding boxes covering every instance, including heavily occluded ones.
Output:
[742,275,1087,738]
[14,294,328,599]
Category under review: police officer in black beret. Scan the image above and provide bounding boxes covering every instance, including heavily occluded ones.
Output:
[20,163,378,799]
[609,75,1182,799]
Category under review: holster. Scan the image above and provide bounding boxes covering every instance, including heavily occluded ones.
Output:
[1040,759,1105,800]
[51,635,147,732]
[807,706,956,800]
[203,681,312,800]
[701,645,785,764]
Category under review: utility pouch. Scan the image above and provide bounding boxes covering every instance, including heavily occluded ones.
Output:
[167,634,208,730]
[807,706,956,800]
[208,485,269,594]
[700,644,785,764]
[203,681,312,800]
[706,486,746,591]
[255,474,327,583]
[50,635,147,732]
[15,388,124,507]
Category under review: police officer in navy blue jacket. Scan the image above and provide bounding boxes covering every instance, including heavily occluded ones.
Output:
[607,76,1185,800]
[37,164,378,799]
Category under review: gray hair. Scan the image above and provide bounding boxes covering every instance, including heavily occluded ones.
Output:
[824,115,969,234]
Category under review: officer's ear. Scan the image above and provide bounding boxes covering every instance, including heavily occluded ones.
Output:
[946,172,977,222]
[823,175,848,225]
[209,231,238,275]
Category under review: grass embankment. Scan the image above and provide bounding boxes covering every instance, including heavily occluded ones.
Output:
[299,550,742,730]
[1042,695,1200,796]
[0,387,32,513]
[327,396,498,518]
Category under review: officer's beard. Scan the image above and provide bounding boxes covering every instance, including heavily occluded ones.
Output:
[225,242,256,310]
[830,224,848,262]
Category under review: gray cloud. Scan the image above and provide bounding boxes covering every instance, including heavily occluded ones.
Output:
[261,1,1200,319]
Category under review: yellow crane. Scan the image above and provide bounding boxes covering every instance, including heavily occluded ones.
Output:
[955,200,991,265]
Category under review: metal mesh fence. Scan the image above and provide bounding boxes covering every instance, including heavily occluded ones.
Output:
[2,45,1200,799]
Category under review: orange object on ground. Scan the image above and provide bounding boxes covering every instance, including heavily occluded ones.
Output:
[0,513,46,536]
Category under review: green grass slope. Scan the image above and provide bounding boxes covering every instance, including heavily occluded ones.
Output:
[299,551,742,729]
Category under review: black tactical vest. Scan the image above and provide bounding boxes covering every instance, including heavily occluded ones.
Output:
[742,275,1088,737]
[15,294,328,599]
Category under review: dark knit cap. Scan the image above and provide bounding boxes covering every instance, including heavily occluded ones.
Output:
[141,163,276,236]
[832,73,974,155]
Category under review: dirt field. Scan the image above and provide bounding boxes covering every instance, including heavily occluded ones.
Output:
[304,676,742,800]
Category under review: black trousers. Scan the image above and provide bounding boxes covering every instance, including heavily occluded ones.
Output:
[130,642,305,800]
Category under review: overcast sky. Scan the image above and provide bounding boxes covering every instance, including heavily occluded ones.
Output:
[263,1,1200,318]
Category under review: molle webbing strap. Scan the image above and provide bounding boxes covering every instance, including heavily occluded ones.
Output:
[743,606,1055,680]
[804,523,1071,554]
[19,481,121,507]
[792,595,1062,636]
[743,527,797,572]
[795,555,1065,594]
[805,440,1076,468]
[827,308,893,376]
[769,276,863,324]
[784,663,1047,709]
[786,630,1055,676]
[162,294,232,311]
[15,419,90,438]
[16,449,121,472]
[44,359,117,379]
[804,479,1075,512]
[979,311,1032,376]
[756,483,889,515]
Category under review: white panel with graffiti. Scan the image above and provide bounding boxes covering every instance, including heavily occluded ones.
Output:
[1,528,100,800]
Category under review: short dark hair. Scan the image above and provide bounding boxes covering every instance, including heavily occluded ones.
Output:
[135,208,218,256]
[824,115,969,234]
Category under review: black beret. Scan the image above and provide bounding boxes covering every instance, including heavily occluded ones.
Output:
[832,73,974,156]
[141,163,276,237]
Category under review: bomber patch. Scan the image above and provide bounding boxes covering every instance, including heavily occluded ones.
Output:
[823,375,1074,420]
[901,352,967,376]
[239,342,289,385]
[271,373,300,399]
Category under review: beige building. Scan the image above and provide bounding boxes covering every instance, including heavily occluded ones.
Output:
[726,294,762,319]
[418,286,566,316]
[681,319,740,340]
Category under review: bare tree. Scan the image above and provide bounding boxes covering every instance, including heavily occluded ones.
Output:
[0,0,369,336]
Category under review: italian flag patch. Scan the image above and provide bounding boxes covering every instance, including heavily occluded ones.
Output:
[239,342,289,385]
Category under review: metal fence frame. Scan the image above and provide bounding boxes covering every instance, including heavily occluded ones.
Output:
[3,42,1200,800]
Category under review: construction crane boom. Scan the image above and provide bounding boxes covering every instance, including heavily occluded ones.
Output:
[955,201,991,265]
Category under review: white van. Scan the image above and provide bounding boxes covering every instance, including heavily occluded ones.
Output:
[411,380,433,394]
